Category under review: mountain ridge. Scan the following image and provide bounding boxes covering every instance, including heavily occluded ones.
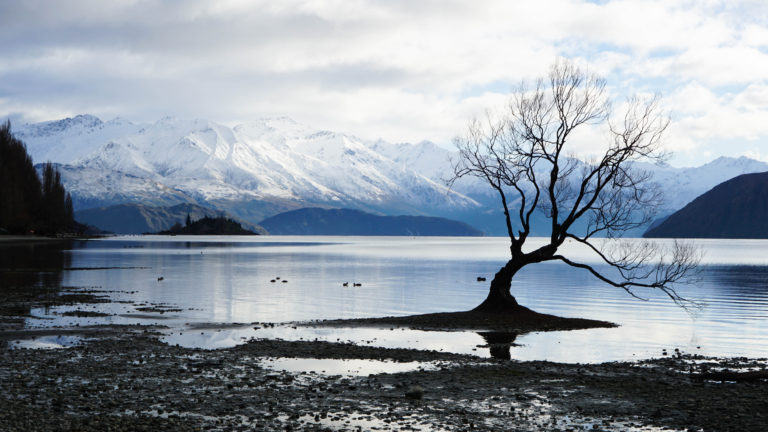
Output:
[75,203,267,235]
[643,171,768,239]
[16,114,478,207]
[14,114,768,236]
[259,208,483,236]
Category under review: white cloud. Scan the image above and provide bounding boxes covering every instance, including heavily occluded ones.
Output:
[663,82,768,160]
[0,0,766,165]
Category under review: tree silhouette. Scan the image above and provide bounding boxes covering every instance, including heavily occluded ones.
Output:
[1,120,41,233]
[451,60,700,312]
[40,162,70,234]
[0,121,75,234]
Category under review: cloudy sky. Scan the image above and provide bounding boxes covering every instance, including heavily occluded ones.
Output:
[1,0,767,166]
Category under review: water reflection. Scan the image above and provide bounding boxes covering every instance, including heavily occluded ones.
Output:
[0,240,75,349]
[9,334,85,350]
[477,331,519,360]
[261,357,439,377]
[0,240,74,321]
[7,236,768,361]
[0,239,73,288]
[706,265,768,296]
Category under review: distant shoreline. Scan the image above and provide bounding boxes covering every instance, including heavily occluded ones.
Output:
[0,235,92,243]
[0,235,64,243]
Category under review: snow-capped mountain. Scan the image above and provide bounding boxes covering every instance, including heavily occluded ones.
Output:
[17,115,140,164]
[639,156,768,211]
[15,115,480,224]
[13,114,768,235]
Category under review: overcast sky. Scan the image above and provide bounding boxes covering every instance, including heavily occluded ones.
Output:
[1,0,767,166]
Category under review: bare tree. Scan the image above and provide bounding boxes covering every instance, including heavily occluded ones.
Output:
[451,60,700,313]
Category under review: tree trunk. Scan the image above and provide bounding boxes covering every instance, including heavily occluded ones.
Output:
[472,258,524,313]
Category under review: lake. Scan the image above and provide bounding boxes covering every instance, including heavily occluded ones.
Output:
[6,235,768,363]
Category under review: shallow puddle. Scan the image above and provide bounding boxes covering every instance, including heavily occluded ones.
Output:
[161,325,258,349]
[260,357,441,376]
[161,324,498,355]
[460,391,681,432]
[9,335,85,349]
[160,324,685,363]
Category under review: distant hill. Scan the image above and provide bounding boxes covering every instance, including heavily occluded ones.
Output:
[75,203,267,234]
[259,208,483,236]
[644,172,768,239]
[158,216,257,235]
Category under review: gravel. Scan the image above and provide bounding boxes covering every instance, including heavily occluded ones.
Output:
[1,328,767,431]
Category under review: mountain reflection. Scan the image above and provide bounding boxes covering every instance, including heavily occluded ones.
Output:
[705,265,768,295]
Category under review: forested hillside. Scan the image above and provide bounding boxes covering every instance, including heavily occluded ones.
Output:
[259,207,483,236]
[0,121,75,234]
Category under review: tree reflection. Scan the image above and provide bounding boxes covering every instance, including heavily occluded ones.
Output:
[0,240,73,334]
[477,331,518,360]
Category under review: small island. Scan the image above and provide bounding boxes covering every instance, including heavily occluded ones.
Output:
[258,207,483,236]
[157,215,258,235]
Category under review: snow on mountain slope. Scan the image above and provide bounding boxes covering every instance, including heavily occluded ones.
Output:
[16,115,479,214]
[15,114,768,229]
[638,156,768,210]
[233,120,473,208]
[394,143,768,212]
[370,139,494,198]
[51,164,197,210]
[14,115,141,164]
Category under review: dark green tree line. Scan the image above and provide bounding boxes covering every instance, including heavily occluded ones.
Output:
[0,120,75,234]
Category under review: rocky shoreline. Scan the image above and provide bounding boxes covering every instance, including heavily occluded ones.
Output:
[1,325,767,431]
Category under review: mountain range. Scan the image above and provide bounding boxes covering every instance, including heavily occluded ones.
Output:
[260,208,483,236]
[644,172,768,238]
[74,203,267,235]
[13,114,768,236]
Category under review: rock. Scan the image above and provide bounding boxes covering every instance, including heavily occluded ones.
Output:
[405,385,424,400]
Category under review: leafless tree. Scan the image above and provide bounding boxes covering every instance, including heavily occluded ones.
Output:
[451,60,701,312]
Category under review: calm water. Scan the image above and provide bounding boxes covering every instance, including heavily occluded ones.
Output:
[7,236,768,362]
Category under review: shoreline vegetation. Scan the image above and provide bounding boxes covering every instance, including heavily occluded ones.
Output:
[0,122,80,237]
[0,235,77,242]
[0,233,104,243]
[2,274,767,431]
